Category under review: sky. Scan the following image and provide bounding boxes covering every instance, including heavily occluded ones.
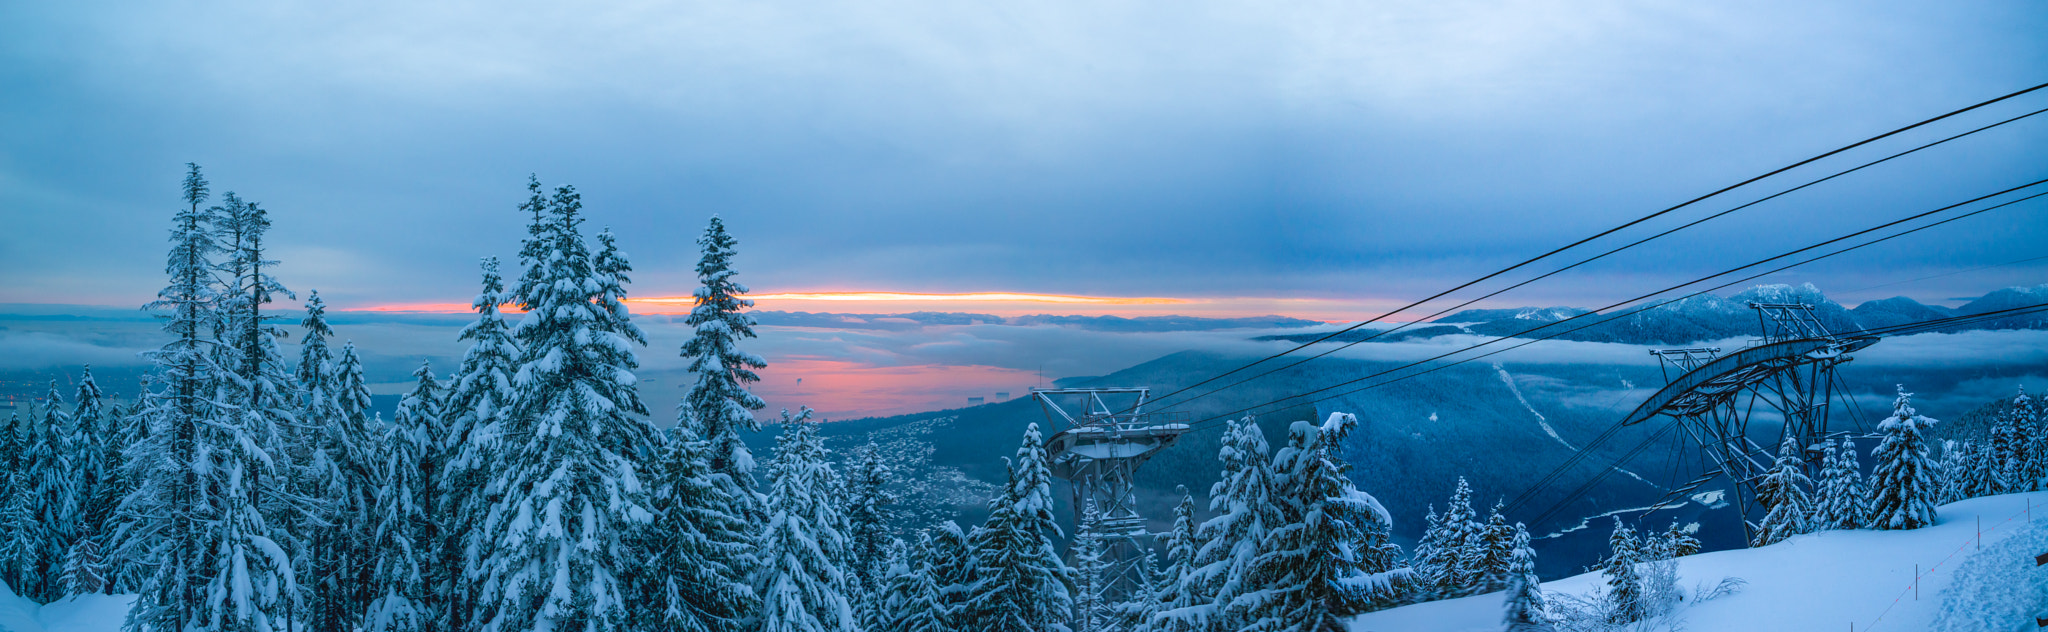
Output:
[2,0,2046,317]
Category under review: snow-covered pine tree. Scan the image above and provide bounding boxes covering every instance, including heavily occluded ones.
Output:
[1464,501,1514,594]
[1500,523,1552,632]
[0,406,29,595]
[310,338,382,632]
[118,164,297,632]
[754,408,860,632]
[474,183,657,632]
[213,192,309,629]
[1118,549,1162,632]
[1941,437,1974,501]
[1251,412,1416,631]
[69,365,122,593]
[1990,408,2019,493]
[1661,522,1699,558]
[1419,477,1482,598]
[2012,386,2044,492]
[6,382,78,602]
[1838,438,1870,529]
[1964,440,2001,499]
[643,420,755,632]
[438,258,523,632]
[61,532,108,596]
[1868,386,1940,530]
[361,363,443,632]
[1752,437,1815,546]
[1150,488,1204,632]
[1170,418,1280,631]
[118,163,224,631]
[965,423,1075,632]
[293,291,368,632]
[1069,502,1111,632]
[925,521,974,628]
[511,176,550,312]
[1601,520,1645,625]
[879,531,951,632]
[845,443,899,624]
[678,216,770,520]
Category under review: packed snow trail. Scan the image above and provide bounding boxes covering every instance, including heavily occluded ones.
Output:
[1351,492,2048,632]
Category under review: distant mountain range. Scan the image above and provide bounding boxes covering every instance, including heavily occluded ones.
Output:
[1258,283,2048,346]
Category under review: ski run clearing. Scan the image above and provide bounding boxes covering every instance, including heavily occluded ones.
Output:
[1353,492,2048,632]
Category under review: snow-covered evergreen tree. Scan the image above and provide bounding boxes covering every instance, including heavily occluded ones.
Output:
[1249,412,1416,631]
[291,292,375,632]
[1661,522,1699,558]
[2011,386,2044,492]
[1752,437,1814,547]
[61,534,109,596]
[1932,440,1962,505]
[69,365,122,593]
[213,192,309,631]
[644,419,756,632]
[6,382,77,602]
[1499,523,1552,632]
[965,423,1074,632]
[879,532,951,632]
[1167,418,1279,631]
[118,164,292,632]
[678,216,771,521]
[1990,409,2019,493]
[474,183,657,632]
[1465,501,1514,595]
[1868,386,1940,530]
[925,521,974,628]
[361,363,443,632]
[1814,438,1869,530]
[1601,520,1644,625]
[439,258,523,632]
[1419,477,1482,598]
[845,443,899,623]
[754,408,860,632]
[1150,488,1203,632]
[1069,502,1112,632]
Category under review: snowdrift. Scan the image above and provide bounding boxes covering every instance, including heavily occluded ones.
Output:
[0,579,132,632]
[1352,492,2048,632]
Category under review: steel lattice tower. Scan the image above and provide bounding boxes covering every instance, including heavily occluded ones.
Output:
[1030,387,1190,603]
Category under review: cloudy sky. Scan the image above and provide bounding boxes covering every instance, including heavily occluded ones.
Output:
[2,0,2045,319]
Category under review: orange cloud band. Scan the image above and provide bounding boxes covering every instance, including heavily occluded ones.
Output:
[630,291,1189,305]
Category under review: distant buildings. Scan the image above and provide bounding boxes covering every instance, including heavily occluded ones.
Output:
[967,396,985,406]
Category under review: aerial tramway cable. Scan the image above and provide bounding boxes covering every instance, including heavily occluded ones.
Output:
[1122,83,2048,417]
[1177,181,2048,436]
[1141,104,2048,416]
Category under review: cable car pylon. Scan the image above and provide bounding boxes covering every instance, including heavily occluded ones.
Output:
[1030,387,1191,602]
[1619,302,1878,542]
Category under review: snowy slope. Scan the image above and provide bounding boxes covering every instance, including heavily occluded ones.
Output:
[1352,492,2048,632]
[0,580,133,632]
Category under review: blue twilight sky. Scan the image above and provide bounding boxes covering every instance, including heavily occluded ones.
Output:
[2,0,2046,314]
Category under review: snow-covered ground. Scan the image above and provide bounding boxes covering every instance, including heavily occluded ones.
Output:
[0,580,131,632]
[4,494,2042,632]
[1353,492,2048,632]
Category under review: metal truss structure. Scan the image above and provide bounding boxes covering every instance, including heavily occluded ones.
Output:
[1620,303,1878,542]
[1030,387,1191,602]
